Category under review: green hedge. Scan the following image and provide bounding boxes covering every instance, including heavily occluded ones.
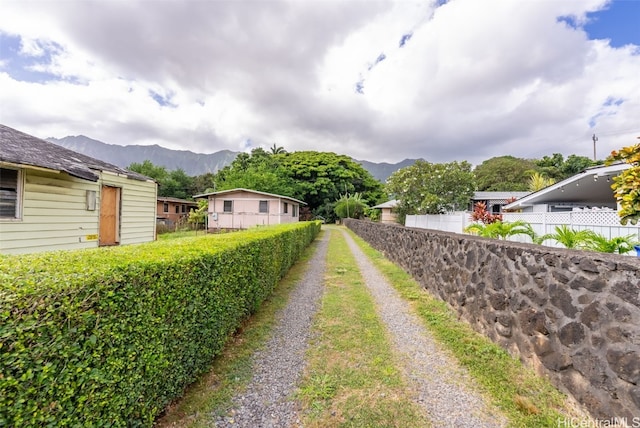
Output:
[0,221,321,427]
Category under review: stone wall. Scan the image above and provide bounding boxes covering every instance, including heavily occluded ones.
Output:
[345,219,640,420]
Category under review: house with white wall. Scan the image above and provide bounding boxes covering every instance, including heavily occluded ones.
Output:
[0,124,157,254]
[503,163,630,213]
[194,188,305,231]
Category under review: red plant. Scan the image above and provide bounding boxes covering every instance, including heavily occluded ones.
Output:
[470,201,502,224]
[501,196,519,213]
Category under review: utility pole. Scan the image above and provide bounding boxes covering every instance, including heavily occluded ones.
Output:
[592,134,598,161]
[345,183,349,219]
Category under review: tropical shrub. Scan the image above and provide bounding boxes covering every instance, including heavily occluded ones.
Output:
[586,234,638,254]
[469,201,502,224]
[607,143,640,225]
[541,225,597,250]
[528,172,555,192]
[464,220,531,240]
[0,222,320,427]
[334,193,368,219]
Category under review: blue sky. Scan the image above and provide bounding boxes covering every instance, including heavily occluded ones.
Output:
[0,0,638,165]
[584,0,640,47]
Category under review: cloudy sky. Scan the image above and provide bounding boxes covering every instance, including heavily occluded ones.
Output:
[1,0,638,165]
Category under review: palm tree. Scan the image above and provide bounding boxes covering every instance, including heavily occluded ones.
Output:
[270,144,286,155]
[543,225,597,250]
[464,220,532,240]
[528,172,555,192]
[585,234,638,254]
[521,222,548,245]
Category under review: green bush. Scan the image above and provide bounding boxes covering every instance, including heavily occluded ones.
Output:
[0,221,320,427]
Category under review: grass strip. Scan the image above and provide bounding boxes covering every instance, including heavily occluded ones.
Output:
[344,226,586,427]
[154,231,323,428]
[297,228,430,428]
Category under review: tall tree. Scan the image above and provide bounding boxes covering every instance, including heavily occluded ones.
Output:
[128,160,194,199]
[535,153,566,181]
[534,153,599,180]
[277,151,384,214]
[214,147,297,197]
[161,168,194,199]
[192,172,217,194]
[473,156,536,191]
[270,144,286,154]
[386,160,475,221]
[128,160,168,182]
[561,154,599,177]
[213,150,384,222]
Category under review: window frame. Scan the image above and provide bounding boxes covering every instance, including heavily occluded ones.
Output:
[283,202,288,214]
[0,166,23,221]
[223,200,233,213]
[163,202,169,213]
[259,200,269,213]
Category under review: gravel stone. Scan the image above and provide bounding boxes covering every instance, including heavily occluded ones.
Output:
[342,229,507,427]
[212,228,507,427]
[213,233,329,427]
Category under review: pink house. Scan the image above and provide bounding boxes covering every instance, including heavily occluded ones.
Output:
[193,188,305,231]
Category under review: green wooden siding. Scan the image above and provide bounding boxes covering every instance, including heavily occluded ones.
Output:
[0,169,157,254]
[100,172,157,246]
[0,169,99,254]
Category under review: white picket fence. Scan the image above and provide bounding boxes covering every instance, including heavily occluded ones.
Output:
[405,211,640,252]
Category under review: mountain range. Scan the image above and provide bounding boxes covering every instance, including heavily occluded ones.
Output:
[47,135,417,182]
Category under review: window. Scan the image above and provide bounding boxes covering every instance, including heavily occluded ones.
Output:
[292,205,298,217]
[181,204,186,213]
[0,167,21,219]
[223,200,233,212]
[283,202,288,214]
[163,203,169,213]
[259,200,268,213]
[175,205,180,214]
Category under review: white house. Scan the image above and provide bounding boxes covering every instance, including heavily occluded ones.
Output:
[503,163,630,213]
[0,124,157,254]
[471,191,531,213]
[194,188,305,231]
[404,165,640,245]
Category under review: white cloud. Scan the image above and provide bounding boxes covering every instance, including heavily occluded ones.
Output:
[0,0,638,165]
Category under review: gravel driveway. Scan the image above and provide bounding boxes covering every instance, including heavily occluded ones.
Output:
[212,228,506,427]
[342,229,506,427]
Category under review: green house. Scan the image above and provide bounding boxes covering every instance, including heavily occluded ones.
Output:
[0,124,158,254]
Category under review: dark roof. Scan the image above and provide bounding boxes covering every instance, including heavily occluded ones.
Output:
[158,197,198,205]
[0,124,152,182]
